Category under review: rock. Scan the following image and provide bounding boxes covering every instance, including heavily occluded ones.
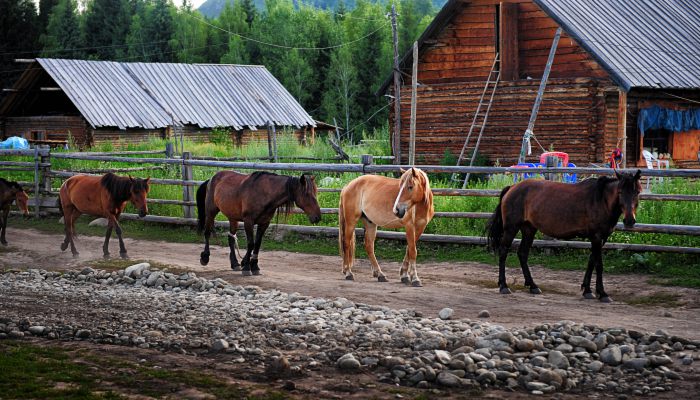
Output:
[371,320,394,330]
[80,267,95,275]
[28,326,45,336]
[434,350,451,365]
[360,357,379,367]
[437,371,461,387]
[539,370,563,387]
[530,356,547,367]
[681,356,693,365]
[569,336,597,352]
[337,354,361,371]
[211,339,229,352]
[476,371,496,384]
[124,263,150,279]
[89,218,109,227]
[588,360,604,373]
[75,329,91,339]
[438,308,453,320]
[266,356,291,376]
[526,381,550,391]
[517,339,536,352]
[600,346,622,366]
[146,272,161,287]
[648,355,672,367]
[548,350,570,369]
[408,371,425,385]
[623,358,649,371]
[594,334,608,351]
[478,310,490,318]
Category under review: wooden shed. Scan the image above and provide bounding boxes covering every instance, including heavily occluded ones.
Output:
[0,59,317,148]
[380,0,700,168]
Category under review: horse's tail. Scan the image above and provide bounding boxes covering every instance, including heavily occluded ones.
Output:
[56,196,63,217]
[196,179,209,233]
[486,186,511,253]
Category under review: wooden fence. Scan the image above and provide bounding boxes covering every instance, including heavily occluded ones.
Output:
[2,146,700,255]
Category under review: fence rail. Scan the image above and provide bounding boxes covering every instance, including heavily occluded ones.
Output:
[2,146,700,254]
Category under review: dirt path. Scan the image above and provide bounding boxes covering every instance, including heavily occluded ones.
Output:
[3,228,699,341]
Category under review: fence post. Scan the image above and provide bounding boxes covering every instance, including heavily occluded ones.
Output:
[361,154,373,174]
[181,152,194,219]
[39,145,51,210]
[33,146,40,218]
[165,142,174,158]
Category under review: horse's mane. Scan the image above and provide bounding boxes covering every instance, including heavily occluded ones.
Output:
[247,171,301,216]
[414,168,433,207]
[0,177,23,191]
[100,173,149,204]
[576,176,618,203]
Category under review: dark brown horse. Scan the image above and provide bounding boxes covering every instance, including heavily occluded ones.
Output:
[486,170,642,302]
[58,173,150,258]
[197,171,322,275]
[0,178,29,245]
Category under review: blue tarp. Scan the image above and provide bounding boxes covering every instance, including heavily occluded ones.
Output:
[0,136,29,149]
[638,105,700,135]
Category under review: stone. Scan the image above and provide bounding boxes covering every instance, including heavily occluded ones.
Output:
[89,218,109,227]
[124,263,150,279]
[438,308,453,320]
[623,358,649,371]
[146,272,161,287]
[337,354,361,371]
[80,267,95,275]
[478,310,490,318]
[211,339,229,351]
[588,360,604,373]
[539,370,563,387]
[526,381,550,391]
[594,334,608,351]
[434,350,451,365]
[75,329,91,339]
[28,326,45,335]
[517,339,536,352]
[600,346,622,366]
[548,350,570,369]
[569,336,598,352]
[437,371,461,387]
[476,371,496,384]
[371,320,395,330]
[648,355,672,367]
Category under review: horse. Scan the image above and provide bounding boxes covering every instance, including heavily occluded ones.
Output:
[0,178,29,245]
[486,170,642,303]
[339,167,434,286]
[197,171,322,275]
[58,173,150,258]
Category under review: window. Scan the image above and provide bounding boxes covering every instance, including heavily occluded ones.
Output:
[643,128,671,157]
[30,130,46,141]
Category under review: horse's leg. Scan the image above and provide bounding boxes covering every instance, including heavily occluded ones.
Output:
[60,205,72,251]
[226,219,241,271]
[111,215,128,258]
[67,209,81,257]
[399,248,410,284]
[498,226,518,294]
[249,221,269,275]
[518,225,541,294]
[404,224,422,287]
[362,221,386,282]
[102,223,113,259]
[581,239,599,299]
[339,209,359,281]
[593,239,612,303]
[200,205,219,266]
[240,220,255,276]
[0,206,8,245]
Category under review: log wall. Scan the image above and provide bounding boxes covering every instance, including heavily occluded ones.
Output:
[2,116,88,147]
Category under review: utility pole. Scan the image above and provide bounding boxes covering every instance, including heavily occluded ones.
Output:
[390,3,402,165]
[409,41,418,166]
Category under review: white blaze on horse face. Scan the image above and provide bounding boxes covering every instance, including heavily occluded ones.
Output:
[393,179,407,215]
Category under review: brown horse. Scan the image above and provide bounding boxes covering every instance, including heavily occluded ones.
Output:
[197,171,322,275]
[58,173,150,258]
[339,168,434,286]
[486,170,642,302]
[0,178,29,245]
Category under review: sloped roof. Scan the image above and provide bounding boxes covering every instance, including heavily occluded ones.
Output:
[2,58,315,130]
[379,0,700,94]
[534,0,700,91]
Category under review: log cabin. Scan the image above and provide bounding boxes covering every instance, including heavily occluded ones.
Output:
[0,59,319,149]
[379,0,700,168]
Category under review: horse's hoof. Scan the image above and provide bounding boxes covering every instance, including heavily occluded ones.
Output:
[1,240,7,246]
[231,265,240,271]
[252,270,261,276]
[499,287,512,295]
[529,287,542,295]
[378,275,388,282]
[103,253,110,259]
[60,242,68,251]
[119,252,128,259]
[200,253,209,266]
[72,252,79,258]
[599,296,613,303]
[345,274,354,281]
[411,280,422,287]
[583,292,595,300]
[241,270,252,276]
[400,277,410,284]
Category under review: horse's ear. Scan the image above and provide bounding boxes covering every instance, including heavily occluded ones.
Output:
[300,174,307,187]
[399,168,406,174]
[411,167,417,177]
[634,169,642,180]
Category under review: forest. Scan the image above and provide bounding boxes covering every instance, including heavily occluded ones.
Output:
[0,0,441,136]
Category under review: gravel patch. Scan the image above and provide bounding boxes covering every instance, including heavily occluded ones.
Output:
[0,266,698,395]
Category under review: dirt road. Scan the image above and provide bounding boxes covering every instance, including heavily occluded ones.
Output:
[3,228,699,341]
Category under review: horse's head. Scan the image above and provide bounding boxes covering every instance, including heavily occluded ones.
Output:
[294,174,321,224]
[13,185,29,217]
[129,176,151,218]
[393,167,431,218]
[615,170,642,228]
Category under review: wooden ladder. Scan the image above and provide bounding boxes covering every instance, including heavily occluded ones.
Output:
[452,54,501,188]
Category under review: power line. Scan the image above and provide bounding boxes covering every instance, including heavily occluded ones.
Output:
[0,40,171,57]
[187,12,388,51]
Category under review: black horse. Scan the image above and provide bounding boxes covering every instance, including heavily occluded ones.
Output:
[0,178,30,245]
[197,171,322,275]
[486,170,642,302]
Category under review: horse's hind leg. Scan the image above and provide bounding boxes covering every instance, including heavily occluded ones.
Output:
[240,220,255,276]
[362,221,386,282]
[581,238,602,299]
[592,239,612,303]
[339,204,358,280]
[226,219,241,270]
[518,225,541,294]
[498,226,518,294]
[102,224,113,259]
[0,206,8,245]
[199,207,218,266]
[249,221,269,275]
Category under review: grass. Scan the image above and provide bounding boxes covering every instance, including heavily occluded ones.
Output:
[0,341,288,400]
[623,292,685,307]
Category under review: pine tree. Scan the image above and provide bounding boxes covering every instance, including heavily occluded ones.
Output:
[83,0,131,59]
[241,0,257,27]
[0,0,40,97]
[38,0,59,34]
[40,0,82,58]
[144,0,175,62]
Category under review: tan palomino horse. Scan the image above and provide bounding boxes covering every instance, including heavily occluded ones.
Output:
[339,167,434,286]
[58,173,150,258]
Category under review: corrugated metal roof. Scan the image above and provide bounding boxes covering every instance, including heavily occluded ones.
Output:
[533,0,700,91]
[379,0,700,94]
[35,58,315,130]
